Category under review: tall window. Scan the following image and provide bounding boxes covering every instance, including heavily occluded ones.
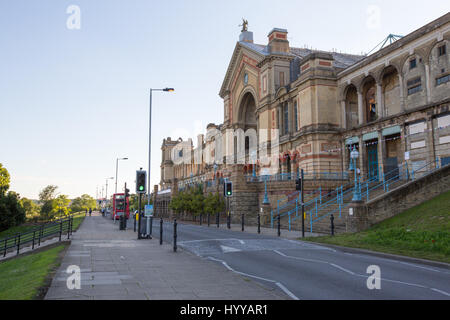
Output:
[409,58,417,70]
[283,103,289,135]
[294,100,298,132]
[438,45,447,57]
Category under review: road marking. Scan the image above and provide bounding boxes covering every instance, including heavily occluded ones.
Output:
[397,261,446,273]
[220,245,242,253]
[178,238,251,244]
[273,250,328,264]
[330,263,356,275]
[207,256,300,300]
[431,288,450,297]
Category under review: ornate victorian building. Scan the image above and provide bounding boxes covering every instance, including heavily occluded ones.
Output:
[157,13,450,218]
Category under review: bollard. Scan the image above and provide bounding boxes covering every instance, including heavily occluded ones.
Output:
[241,213,244,232]
[134,214,137,232]
[257,214,261,234]
[208,213,210,227]
[16,234,21,255]
[173,219,177,252]
[277,214,281,237]
[160,218,163,245]
[216,212,219,228]
[200,213,202,226]
[330,214,335,236]
[227,213,231,229]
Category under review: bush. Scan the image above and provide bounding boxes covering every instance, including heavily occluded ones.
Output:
[0,191,26,232]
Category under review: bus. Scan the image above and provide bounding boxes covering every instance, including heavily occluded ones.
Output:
[112,193,130,220]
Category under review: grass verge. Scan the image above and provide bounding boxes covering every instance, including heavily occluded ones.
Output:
[0,243,68,300]
[304,190,450,264]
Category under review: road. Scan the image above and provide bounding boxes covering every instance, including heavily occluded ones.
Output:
[148,218,450,300]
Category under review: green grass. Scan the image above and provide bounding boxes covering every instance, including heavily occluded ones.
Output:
[0,212,85,239]
[304,190,450,263]
[0,244,68,300]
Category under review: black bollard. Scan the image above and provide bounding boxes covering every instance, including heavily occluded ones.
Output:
[160,218,163,245]
[241,213,244,232]
[330,214,335,236]
[200,213,202,226]
[227,213,231,229]
[277,214,281,237]
[173,219,177,252]
[257,214,261,234]
[216,212,219,228]
[207,213,210,227]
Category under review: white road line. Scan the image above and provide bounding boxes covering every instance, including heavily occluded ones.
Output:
[330,263,356,275]
[179,238,252,244]
[207,256,300,300]
[398,261,447,273]
[431,288,450,297]
[273,250,450,297]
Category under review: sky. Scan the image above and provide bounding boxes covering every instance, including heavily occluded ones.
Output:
[0,0,448,200]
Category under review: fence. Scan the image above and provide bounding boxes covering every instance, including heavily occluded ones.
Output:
[246,171,349,183]
[1,216,73,257]
[271,157,444,233]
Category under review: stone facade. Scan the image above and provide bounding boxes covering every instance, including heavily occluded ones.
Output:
[157,13,450,224]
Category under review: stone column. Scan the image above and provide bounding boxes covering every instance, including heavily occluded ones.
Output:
[424,63,432,104]
[377,130,386,177]
[426,116,436,165]
[357,91,364,125]
[398,74,406,112]
[341,100,347,129]
[358,135,366,177]
[376,83,384,119]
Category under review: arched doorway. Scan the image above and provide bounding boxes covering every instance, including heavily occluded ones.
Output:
[237,91,257,165]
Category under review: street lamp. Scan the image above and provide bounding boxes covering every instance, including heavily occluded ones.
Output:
[105,177,114,207]
[115,157,128,194]
[350,147,361,201]
[148,87,174,205]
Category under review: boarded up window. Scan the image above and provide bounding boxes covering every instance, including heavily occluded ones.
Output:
[437,115,450,128]
[411,140,426,149]
[409,121,426,135]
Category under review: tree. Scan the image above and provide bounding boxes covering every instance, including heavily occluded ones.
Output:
[39,185,59,220]
[20,198,40,221]
[0,191,26,232]
[0,163,10,196]
[204,192,225,216]
[52,195,71,219]
[70,194,97,213]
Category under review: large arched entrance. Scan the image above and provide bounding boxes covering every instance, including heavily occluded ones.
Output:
[236,91,258,165]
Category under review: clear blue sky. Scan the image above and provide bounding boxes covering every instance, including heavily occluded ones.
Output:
[1,0,448,199]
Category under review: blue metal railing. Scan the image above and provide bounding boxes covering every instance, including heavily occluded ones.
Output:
[273,157,443,233]
[246,171,349,183]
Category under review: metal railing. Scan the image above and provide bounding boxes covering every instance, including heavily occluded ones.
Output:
[246,171,349,183]
[272,157,444,233]
[0,216,73,257]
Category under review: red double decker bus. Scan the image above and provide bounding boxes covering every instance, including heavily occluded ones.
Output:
[112,193,130,220]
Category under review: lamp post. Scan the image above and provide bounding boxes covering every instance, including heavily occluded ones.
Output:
[105,177,114,209]
[115,157,128,194]
[148,88,174,205]
[263,175,270,205]
[350,147,361,201]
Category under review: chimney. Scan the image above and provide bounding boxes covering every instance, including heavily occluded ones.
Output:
[268,28,289,54]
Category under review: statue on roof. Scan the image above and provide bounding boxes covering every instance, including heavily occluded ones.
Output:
[240,18,248,32]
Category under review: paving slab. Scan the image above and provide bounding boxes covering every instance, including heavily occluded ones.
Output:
[45,212,288,300]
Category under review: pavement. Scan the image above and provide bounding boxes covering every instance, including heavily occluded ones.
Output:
[151,218,450,300]
[44,212,288,300]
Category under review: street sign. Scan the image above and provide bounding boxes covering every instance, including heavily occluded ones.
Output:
[144,205,153,217]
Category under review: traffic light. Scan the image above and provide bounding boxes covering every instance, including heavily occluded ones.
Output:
[125,188,130,198]
[136,170,147,194]
[224,181,232,197]
[296,178,302,191]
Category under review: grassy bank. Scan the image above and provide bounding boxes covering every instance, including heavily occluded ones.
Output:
[304,190,450,263]
[0,212,85,239]
[0,244,68,299]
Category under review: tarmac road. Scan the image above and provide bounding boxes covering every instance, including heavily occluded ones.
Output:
[151,218,450,300]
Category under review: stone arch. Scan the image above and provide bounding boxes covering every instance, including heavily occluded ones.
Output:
[429,40,450,102]
[236,88,258,131]
[380,65,401,116]
[343,84,359,128]
[401,52,427,109]
[360,75,378,123]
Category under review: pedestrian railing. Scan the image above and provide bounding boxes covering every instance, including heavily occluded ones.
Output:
[0,216,73,257]
[246,171,349,183]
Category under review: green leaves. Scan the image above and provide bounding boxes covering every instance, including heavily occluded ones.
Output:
[0,163,10,196]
